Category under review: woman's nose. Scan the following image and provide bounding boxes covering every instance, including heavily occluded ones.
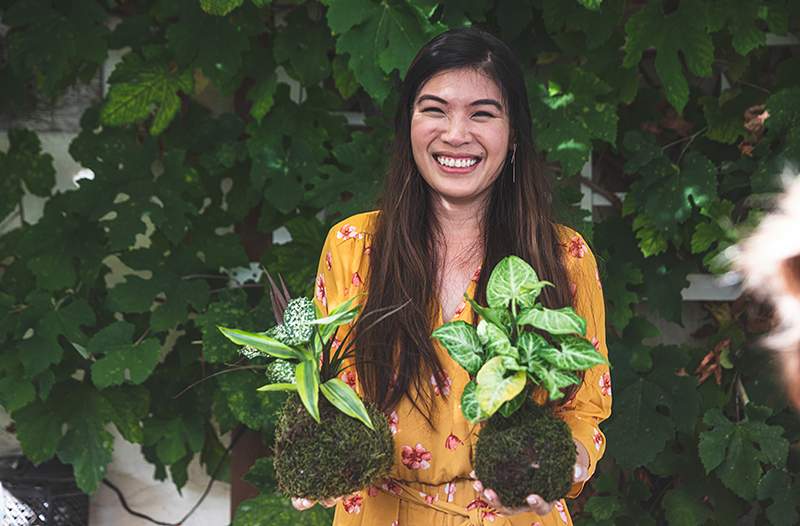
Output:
[440,116,472,146]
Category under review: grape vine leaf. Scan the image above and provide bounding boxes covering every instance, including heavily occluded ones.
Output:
[101,53,193,135]
[89,321,162,389]
[325,0,443,102]
[233,492,333,525]
[757,469,800,526]
[623,0,713,113]
[699,406,789,500]
[199,0,244,16]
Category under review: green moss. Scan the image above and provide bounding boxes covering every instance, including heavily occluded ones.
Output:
[273,394,394,499]
[474,401,575,506]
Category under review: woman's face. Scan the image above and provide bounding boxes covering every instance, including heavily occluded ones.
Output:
[410,68,512,205]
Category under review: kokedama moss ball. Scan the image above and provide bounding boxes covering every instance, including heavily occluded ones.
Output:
[474,400,576,506]
[273,394,394,500]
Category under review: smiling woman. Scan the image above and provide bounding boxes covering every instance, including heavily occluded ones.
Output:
[298,27,611,526]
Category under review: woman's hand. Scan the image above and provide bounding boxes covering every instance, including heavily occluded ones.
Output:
[471,438,590,516]
[290,496,342,511]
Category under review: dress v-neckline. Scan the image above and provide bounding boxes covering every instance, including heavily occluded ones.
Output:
[436,272,479,326]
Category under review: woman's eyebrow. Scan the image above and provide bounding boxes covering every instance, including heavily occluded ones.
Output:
[415,94,503,111]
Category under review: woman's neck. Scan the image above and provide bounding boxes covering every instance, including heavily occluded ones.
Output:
[429,194,486,265]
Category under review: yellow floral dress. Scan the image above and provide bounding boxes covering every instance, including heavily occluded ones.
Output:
[313,211,612,526]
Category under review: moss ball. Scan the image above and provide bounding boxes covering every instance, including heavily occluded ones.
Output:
[273,394,394,500]
[474,401,576,506]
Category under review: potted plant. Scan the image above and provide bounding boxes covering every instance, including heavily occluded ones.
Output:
[432,256,608,506]
[217,275,396,500]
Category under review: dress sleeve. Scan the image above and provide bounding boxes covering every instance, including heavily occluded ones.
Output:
[555,231,612,499]
[312,219,370,317]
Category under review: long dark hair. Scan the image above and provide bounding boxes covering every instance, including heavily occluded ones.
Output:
[354,27,573,421]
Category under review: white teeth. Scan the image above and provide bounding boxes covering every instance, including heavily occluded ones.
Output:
[435,155,479,168]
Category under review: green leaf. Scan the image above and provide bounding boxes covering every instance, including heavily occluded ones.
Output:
[92,338,161,388]
[475,356,527,415]
[273,9,333,86]
[257,383,297,392]
[217,326,303,360]
[467,298,512,335]
[233,492,333,526]
[12,401,63,464]
[476,319,514,359]
[605,378,674,468]
[432,321,484,375]
[104,386,149,444]
[88,321,161,389]
[662,487,712,526]
[294,359,320,423]
[486,255,539,310]
[518,306,586,335]
[623,0,713,113]
[101,54,193,135]
[320,378,374,429]
[0,376,36,412]
[248,73,278,123]
[757,469,800,526]
[699,408,789,500]
[58,416,114,493]
[199,0,244,16]
[460,380,487,423]
[498,387,528,418]
[328,0,442,102]
[537,335,608,371]
[517,332,550,365]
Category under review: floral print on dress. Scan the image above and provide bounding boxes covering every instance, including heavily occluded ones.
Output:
[388,411,399,435]
[380,478,402,496]
[401,443,432,470]
[555,501,568,523]
[453,300,466,318]
[444,481,456,502]
[336,224,364,241]
[592,428,604,451]
[325,250,333,271]
[364,245,372,255]
[315,273,327,309]
[340,369,357,389]
[419,491,439,505]
[591,336,601,352]
[471,265,482,282]
[367,486,379,497]
[444,433,463,450]
[567,236,587,258]
[342,494,363,514]
[466,499,496,522]
[352,271,363,287]
[431,372,451,396]
[599,372,612,397]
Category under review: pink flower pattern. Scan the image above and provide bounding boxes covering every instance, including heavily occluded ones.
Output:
[419,491,438,505]
[444,481,456,502]
[591,336,601,352]
[471,265,482,282]
[555,501,568,523]
[401,443,432,470]
[340,369,357,389]
[466,499,496,522]
[367,485,379,497]
[444,433,463,450]
[381,478,402,495]
[592,428,604,451]
[343,494,363,514]
[431,373,451,396]
[336,224,363,241]
[567,236,587,258]
[599,372,612,397]
[352,271,363,287]
[325,250,333,271]
[388,411,399,435]
[315,273,327,308]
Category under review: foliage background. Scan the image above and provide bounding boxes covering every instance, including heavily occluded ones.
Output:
[1,0,800,524]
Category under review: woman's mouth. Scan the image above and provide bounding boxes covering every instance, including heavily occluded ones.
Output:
[433,154,482,174]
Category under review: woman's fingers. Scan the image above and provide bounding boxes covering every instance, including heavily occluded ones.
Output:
[291,497,317,511]
[525,494,553,516]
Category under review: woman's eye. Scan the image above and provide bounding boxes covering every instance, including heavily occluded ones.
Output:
[422,107,445,114]
[473,111,494,118]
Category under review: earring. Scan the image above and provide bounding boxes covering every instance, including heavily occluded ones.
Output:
[511,144,517,183]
